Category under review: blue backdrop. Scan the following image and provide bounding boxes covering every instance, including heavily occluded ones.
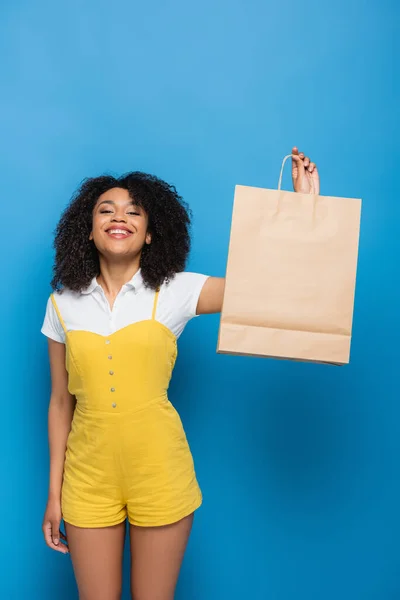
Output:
[1,0,398,598]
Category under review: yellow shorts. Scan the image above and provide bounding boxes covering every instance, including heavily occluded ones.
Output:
[61,399,202,528]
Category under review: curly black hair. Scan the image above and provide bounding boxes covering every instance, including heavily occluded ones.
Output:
[51,172,192,293]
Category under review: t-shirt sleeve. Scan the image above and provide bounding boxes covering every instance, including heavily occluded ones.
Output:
[41,296,66,344]
[173,272,210,320]
[160,272,210,338]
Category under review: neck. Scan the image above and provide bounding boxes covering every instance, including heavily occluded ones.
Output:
[97,255,141,297]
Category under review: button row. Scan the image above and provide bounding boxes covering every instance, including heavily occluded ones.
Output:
[106,340,116,406]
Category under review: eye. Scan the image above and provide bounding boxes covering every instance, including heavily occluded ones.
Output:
[100,209,113,214]
[128,211,141,216]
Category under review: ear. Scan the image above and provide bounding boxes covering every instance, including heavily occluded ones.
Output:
[146,232,152,245]
[89,231,93,241]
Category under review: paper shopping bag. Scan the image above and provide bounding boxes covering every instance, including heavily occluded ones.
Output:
[217,159,361,365]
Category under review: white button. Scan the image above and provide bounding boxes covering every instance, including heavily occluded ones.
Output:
[105,340,111,345]
[108,355,112,360]
[109,370,114,375]
[111,387,115,392]
[112,403,117,408]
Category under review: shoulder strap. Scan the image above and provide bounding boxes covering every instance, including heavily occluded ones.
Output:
[50,293,68,334]
[151,289,160,320]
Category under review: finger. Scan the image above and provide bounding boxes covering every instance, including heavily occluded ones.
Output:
[291,147,299,167]
[43,522,69,553]
[43,521,54,548]
[292,146,304,160]
[52,541,69,554]
[310,165,320,193]
[291,153,305,176]
[311,165,319,183]
[52,540,69,554]
[52,521,61,546]
[308,162,316,172]
[304,156,310,168]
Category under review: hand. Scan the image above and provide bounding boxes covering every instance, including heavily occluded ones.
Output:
[42,497,69,554]
[291,147,320,194]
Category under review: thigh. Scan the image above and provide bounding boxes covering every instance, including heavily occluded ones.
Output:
[130,513,194,600]
[65,521,126,600]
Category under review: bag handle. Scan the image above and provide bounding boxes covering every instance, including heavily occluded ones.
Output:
[277,154,316,193]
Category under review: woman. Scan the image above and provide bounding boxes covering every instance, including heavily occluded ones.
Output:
[41,147,319,600]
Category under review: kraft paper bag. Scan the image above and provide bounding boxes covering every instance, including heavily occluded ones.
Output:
[217,156,362,365]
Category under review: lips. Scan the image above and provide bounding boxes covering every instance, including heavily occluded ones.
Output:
[105,226,133,239]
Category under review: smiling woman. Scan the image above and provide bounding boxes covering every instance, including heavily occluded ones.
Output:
[41,150,318,600]
[51,172,195,293]
[90,189,152,259]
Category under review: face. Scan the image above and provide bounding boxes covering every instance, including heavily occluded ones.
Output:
[89,187,151,258]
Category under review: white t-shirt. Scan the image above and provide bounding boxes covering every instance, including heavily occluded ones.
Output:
[41,270,209,344]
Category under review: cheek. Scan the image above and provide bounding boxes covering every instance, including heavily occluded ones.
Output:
[135,218,149,237]
[91,214,104,232]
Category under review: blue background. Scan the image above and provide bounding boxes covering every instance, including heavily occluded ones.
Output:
[1,0,398,598]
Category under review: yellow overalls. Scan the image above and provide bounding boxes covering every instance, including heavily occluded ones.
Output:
[50,290,202,527]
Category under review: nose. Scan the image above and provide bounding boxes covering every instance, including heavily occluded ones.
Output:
[112,214,127,222]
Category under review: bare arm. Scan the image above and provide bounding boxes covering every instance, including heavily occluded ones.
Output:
[42,338,75,554]
[47,338,75,498]
[196,277,225,315]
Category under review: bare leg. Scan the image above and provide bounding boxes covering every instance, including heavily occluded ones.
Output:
[65,521,126,600]
[130,513,194,600]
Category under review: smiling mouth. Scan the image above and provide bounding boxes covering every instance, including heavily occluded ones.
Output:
[106,228,133,238]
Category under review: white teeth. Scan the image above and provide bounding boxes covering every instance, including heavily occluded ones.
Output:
[108,229,130,235]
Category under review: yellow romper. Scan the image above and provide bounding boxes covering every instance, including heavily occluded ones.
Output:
[50,289,202,528]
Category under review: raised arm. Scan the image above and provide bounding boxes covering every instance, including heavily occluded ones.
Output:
[195,148,319,316]
[42,338,75,554]
[196,277,225,315]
